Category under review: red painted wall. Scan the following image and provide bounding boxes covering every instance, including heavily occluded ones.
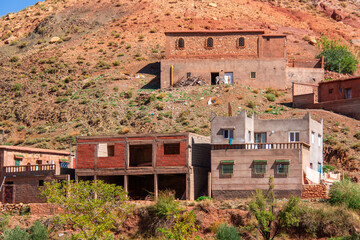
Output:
[77,144,95,169]
[319,78,360,102]
[97,143,125,168]
[156,140,187,167]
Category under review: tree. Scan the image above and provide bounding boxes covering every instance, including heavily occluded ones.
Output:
[249,176,301,240]
[316,36,358,74]
[41,180,133,240]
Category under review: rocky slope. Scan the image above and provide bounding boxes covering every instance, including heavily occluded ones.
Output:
[0,0,359,175]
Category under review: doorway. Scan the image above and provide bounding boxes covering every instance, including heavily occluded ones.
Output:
[211,72,219,85]
[4,186,13,204]
[224,72,233,84]
[345,88,352,99]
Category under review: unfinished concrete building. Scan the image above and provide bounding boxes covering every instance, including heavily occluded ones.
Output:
[210,111,323,199]
[75,133,210,200]
[0,146,73,204]
[161,30,324,89]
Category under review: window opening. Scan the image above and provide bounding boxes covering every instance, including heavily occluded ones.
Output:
[289,132,299,142]
[223,129,234,139]
[250,72,256,79]
[164,143,180,155]
[253,160,267,174]
[329,88,333,94]
[206,37,213,48]
[221,160,234,175]
[178,38,184,48]
[238,37,245,47]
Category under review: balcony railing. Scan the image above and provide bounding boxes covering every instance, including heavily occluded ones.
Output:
[212,142,310,150]
[3,164,56,176]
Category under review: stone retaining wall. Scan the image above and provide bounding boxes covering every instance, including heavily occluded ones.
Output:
[301,184,328,199]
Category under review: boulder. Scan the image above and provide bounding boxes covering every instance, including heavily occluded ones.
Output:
[351,39,360,47]
[331,9,345,21]
[49,36,61,43]
[208,3,217,7]
[308,36,317,45]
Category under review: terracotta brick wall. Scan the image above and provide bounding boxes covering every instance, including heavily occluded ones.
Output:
[30,203,63,215]
[77,144,95,169]
[319,77,360,102]
[156,141,187,167]
[166,33,260,59]
[97,143,125,168]
[301,184,328,199]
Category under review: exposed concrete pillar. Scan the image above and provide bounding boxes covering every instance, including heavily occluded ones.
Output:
[187,167,194,201]
[152,138,157,168]
[124,175,128,193]
[208,172,212,198]
[154,174,158,201]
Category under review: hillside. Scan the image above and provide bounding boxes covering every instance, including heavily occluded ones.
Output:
[0,0,360,175]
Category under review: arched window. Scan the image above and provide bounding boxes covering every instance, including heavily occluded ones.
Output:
[206,37,213,48]
[178,38,185,49]
[239,37,245,47]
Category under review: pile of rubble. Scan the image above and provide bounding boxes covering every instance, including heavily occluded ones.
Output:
[174,77,207,87]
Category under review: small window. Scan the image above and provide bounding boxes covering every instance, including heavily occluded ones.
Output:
[39,180,44,186]
[289,132,299,142]
[345,88,352,99]
[221,160,234,175]
[223,129,234,139]
[310,163,313,169]
[339,87,342,93]
[187,72,192,78]
[253,160,267,174]
[206,37,213,48]
[164,143,180,155]
[318,134,322,147]
[250,72,256,79]
[276,163,289,175]
[178,38,185,48]
[248,131,251,141]
[15,160,20,166]
[107,145,115,157]
[329,88,333,94]
[238,37,245,47]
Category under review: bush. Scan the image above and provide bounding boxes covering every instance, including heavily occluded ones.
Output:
[3,226,29,240]
[153,190,180,219]
[195,196,212,201]
[351,142,360,151]
[296,203,360,238]
[354,132,360,140]
[246,101,256,109]
[317,36,358,74]
[265,93,276,102]
[323,165,336,173]
[216,223,241,240]
[329,180,360,209]
[10,56,19,62]
[29,221,48,240]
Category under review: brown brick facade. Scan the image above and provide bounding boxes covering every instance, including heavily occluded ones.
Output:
[77,144,95,169]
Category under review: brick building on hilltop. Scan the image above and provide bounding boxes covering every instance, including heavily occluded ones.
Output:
[161,30,324,89]
[75,133,210,200]
[293,76,360,120]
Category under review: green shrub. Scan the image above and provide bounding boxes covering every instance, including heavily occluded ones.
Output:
[323,165,336,173]
[216,223,241,240]
[124,90,133,99]
[354,132,360,140]
[3,226,29,240]
[195,196,212,202]
[329,180,360,209]
[29,221,48,240]
[296,203,360,238]
[10,56,20,62]
[246,101,256,109]
[317,36,358,74]
[153,190,180,219]
[12,83,23,91]
[0,214,10,232]
[265,93,276,102]
[351,142,360,151]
